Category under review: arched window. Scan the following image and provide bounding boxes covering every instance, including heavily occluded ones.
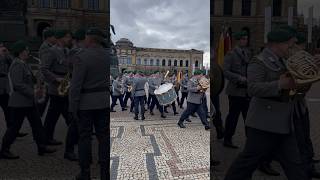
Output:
[180,60,183,67]
[195,60,199,67]
[174,60,177,67]
[242,0,251,16]
[156,59,160,66]
[88,0,99,10]
[273,0,282,16]
[224,0,233,15]
[168,59,172,66]
[127,57,132,64]
[137,58,141,65]
[185,60,189,67]
[144,59,148,65]
[162,59,166,66]
[150,59,154,66]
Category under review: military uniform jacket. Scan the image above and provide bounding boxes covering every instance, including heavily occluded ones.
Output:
[187,76,205,104]
[40,45,69,96]
[223,46,250,97]
[112,79,122,96]
[0,55,12,94]
[245,48,292,134]
[69,47,108,112]
[132,77,147,97]
[148,77,161,95]
[39,41,53,62]
[180,76,188,93]
[122,76,130,92]
[8,58,36,107]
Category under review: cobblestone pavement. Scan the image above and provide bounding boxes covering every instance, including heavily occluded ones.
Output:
[111,92,210,180]
[212,83,320,180]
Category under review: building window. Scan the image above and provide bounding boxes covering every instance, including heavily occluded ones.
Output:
[242,0,251,16]
[144,59,148,65]
[224,0,233,15]
[52,0,69,8]
[174,60,177,67]
[39,0,50,8]
[127,57,131,64]
[273,0,282,16]
[168,59,172,66]
[150,59,154,66]
[156,59,160,66]
[185,60,189,67]
[195,60,199,67]
[137,58,141,65]
[180,60,183,67]
[88,0,99,10]
[162,59,166,66]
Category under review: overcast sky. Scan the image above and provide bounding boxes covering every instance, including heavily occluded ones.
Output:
[299,0,320,18]
[110,0,210,67]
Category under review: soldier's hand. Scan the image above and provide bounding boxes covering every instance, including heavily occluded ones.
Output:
[279,73,296,90]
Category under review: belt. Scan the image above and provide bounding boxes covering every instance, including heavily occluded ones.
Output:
[81,87,108,94]
[261,97,289,102]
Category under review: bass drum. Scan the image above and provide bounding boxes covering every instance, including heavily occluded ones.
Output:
[210,62,225,97]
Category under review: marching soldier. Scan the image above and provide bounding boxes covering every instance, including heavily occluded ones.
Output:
[122,72,132,107]
[110,75,126,112]
[40,29,78,161]
[132,71,147,120]
[163,74,178,115]
[0,42,27,137]
[179,73,189,109]
[69,28,109,180]
[148,73,166,118]
[224,29,309,180]
[0,41,56,159]
[177,70,210,130]
[223,31,251,148]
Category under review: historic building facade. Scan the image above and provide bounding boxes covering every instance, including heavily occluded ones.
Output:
[115,38,204,75]
[212,0,298,53]
[26,0,108,37]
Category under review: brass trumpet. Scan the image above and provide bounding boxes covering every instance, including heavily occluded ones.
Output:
[57,72,70,96]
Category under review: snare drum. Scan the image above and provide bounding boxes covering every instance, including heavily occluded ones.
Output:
[154,83,177,105]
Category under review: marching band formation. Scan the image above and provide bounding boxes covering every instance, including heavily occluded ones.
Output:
[0,27,108,180]
[110,69,211,130]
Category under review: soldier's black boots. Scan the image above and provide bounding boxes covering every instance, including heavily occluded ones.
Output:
[223,139,239,149]
[216,126,225,140]
[38,145,57,156]
[258,163,280,176]
[75,169,91,180]
[185,118,192,122]
[205,126,210,131]
[161,113,166,118]
[17,132,28,137]
[141,115,145,120]
[0,149,19,159]
[177,121,186,128]
[150,111,154,115]
[174,112,179,115]
[134,116,139,120]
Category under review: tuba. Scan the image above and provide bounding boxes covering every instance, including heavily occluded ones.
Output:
[30,55,47,104]
[57,72,71,96]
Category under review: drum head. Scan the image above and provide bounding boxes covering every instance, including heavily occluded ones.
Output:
[154,83,173,94]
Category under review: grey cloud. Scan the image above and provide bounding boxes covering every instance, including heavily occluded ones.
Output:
[111,0,210,64]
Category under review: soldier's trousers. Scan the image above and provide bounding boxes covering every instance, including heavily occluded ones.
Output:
[44,95,78,152]
[164,102,177,113]
[134,96,145,116]
[123,92,132,106]
[110,95,125,110]
[293,98,314,175]
[179,102,209,127]
[77,108,108,177]
[224,127,309,180]
[1,107,46,151]
[212,95,224,130]
[180,92,188,107]
[149,94,163,113]
[147,93,152,107]
[0,94,10,128]
[224,96,250,141]
[175,90,180,105]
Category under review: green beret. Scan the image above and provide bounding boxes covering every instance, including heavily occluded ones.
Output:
[73,28,86,40]
[54,29,71,39]
[296,32,306,44]
[86,27,106,38]
[43,29,55,39]
[278,25,297,37]
[267,29,294,43]
[233,31,248,40]
[194,70,202,75]
[11,40,28,54]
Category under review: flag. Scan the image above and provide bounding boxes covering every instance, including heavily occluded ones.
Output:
[308,6,314,44]
[264,6,272,43]
[217,32,225,66]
